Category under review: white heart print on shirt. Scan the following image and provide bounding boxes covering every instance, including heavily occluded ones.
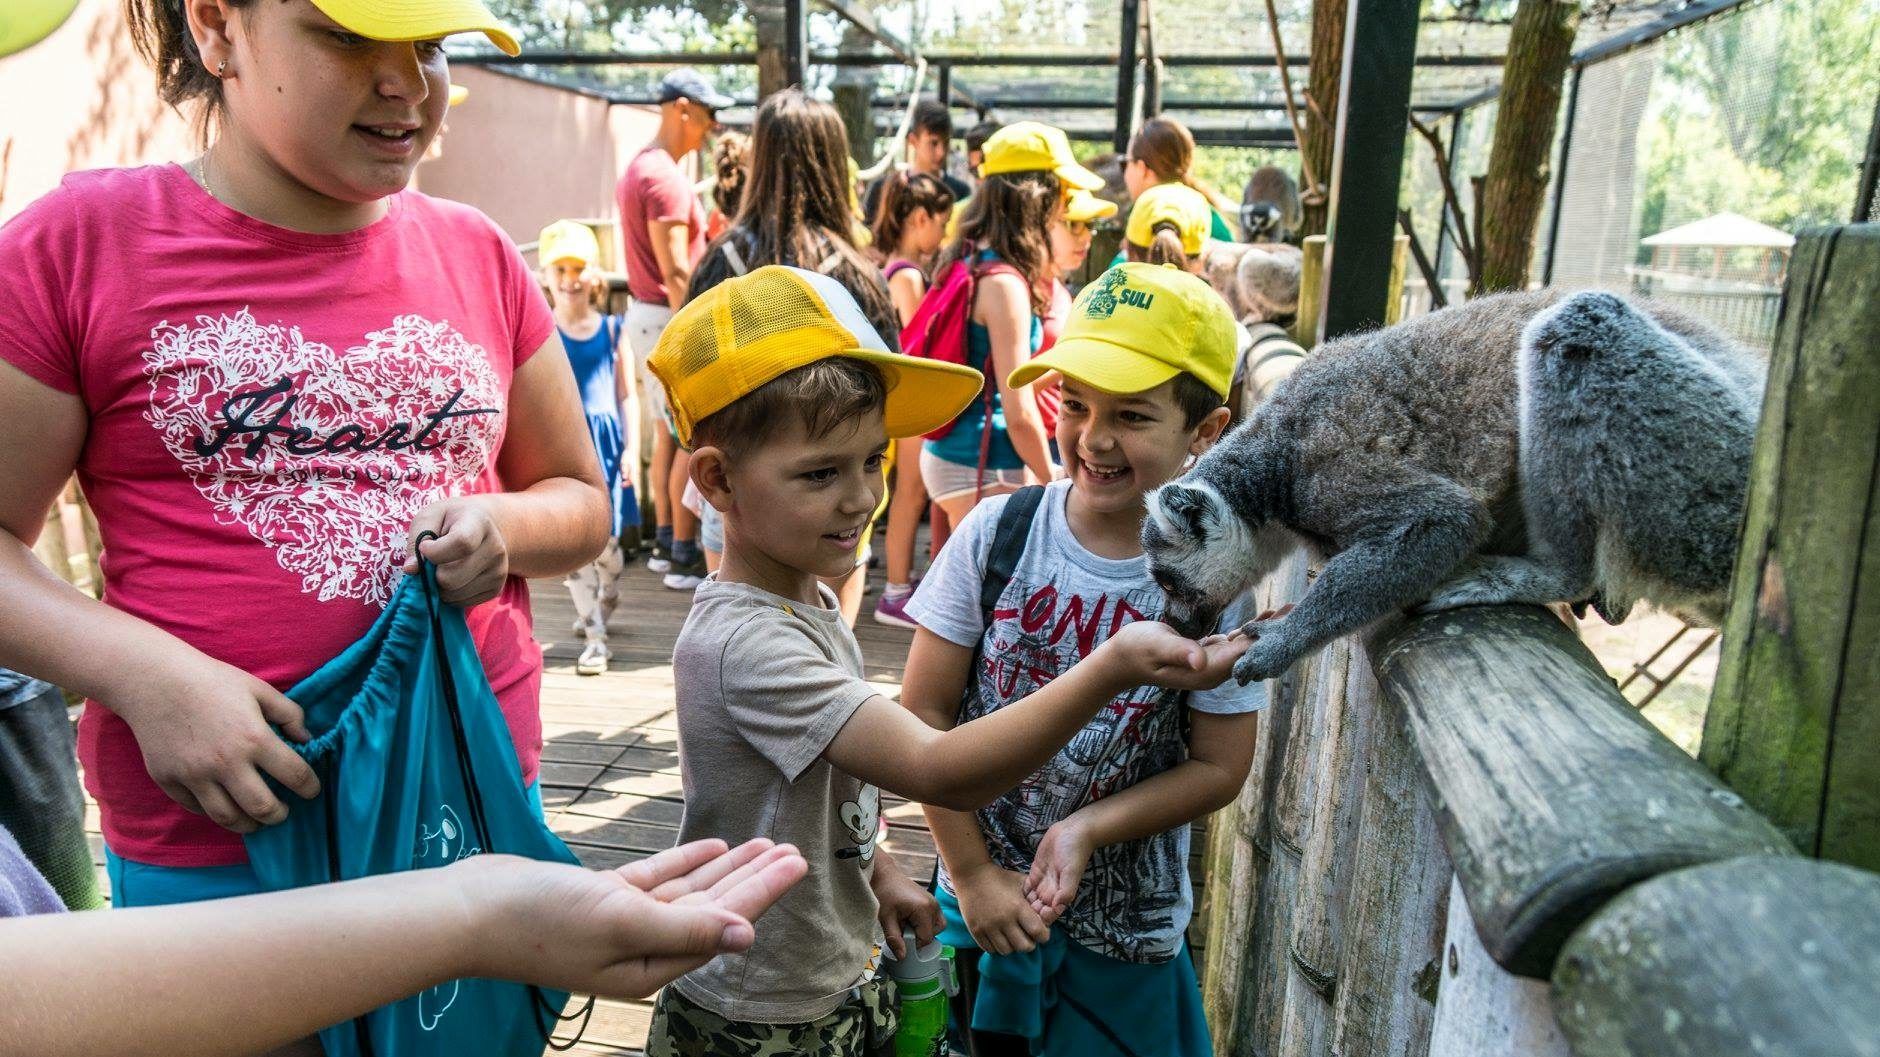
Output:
[142,309,505,606]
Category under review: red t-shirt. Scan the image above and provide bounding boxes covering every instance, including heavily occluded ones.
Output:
[616,145,706,305]
[0,165,555,866]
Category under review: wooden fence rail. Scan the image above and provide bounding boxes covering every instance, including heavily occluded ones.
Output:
[1197,223,1880,1056]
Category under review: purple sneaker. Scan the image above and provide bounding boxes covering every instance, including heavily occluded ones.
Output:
[872,591,918,629]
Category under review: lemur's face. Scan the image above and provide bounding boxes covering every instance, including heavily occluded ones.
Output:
[1142,480,1258,637]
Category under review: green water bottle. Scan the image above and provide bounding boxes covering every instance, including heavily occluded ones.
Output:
[884,928,959,1057]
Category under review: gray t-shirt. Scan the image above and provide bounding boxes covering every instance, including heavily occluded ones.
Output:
[904,480,1266,963]
[669,578,885,1023]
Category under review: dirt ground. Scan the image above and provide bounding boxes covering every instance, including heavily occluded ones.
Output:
[1578,606,1721,756]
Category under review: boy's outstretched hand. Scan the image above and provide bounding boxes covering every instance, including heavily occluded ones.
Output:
[1023,815,1095,926]
[871,853,944,960]
[472,838,808,999]
[1101,620,1252,692]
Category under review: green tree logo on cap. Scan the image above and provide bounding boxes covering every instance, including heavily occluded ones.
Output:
[1082,268,1130,320]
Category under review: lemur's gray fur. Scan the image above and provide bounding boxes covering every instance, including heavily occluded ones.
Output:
[1202,242,1302,326]
[1142,289,1766,685]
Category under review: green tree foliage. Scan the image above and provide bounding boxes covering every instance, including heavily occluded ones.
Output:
[1637,0,1879,240]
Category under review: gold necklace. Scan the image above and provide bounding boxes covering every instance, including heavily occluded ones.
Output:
[194,151,217,204]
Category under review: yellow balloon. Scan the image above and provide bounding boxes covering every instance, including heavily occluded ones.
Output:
[0,0,80,58]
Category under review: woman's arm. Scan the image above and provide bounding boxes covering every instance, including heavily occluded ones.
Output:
[407,333,611,603]
[1024,709,1260,922]
[613,318,641,490]
[978,273,1056,483]
[888,268,926,329]
[0,361,320,834]
[0,840,807,1057]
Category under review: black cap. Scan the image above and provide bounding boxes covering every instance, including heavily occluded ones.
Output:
[657,68,734,112]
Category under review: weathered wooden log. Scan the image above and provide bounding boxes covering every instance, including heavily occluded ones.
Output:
[1428,876,1571,1057]
[1701,224,1880,870]
[1327,650,1450,1056]
[1371,605,1794,977]
[1551,856,1880,1057]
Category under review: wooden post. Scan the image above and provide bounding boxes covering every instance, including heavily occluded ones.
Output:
[1318,0,1422,340]
[1300,0,1347,237]
[1551,856,1880,1057]
[1427,877,1572,1057]
[753,0,805,99]
[1292,235,1325,348]
[1701,224,1880,870]
[1114,0,1141,154]
[1477,0,1580,294]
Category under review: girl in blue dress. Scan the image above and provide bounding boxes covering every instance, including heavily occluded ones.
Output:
[539,221,637,675]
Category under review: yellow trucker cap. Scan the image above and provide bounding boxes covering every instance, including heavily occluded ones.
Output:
[308,0,520,56]
[979,122,1105,192]
[1009,263,1236,399]
[1065,189,1118,223]
[538,220,601,268]
[649,266,985,447]
[1125,182,1212,256]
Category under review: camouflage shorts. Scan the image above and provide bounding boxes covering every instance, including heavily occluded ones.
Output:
[646,978,900,1057]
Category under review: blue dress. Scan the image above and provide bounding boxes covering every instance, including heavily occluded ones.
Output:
[560,315,636,536]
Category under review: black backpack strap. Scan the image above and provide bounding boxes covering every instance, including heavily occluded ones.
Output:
[979,485,1047,631]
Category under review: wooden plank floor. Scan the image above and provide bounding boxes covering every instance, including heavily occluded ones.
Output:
[85,550,1209,1055]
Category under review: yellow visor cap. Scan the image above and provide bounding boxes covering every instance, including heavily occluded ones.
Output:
[538,220,600,268]
[1064,189,1118,223]
[1126,182,1212,256]
[307,0,520,56]
[979,122,1105,192]
[1009,263,1237,400]
[0,0,79,58]
[649,266,985,447]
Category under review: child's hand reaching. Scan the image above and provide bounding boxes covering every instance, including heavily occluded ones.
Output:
[1023,816,1095,926]
[1100,620,1253,692]
[870,854,944,960]
[954,863,1051,955]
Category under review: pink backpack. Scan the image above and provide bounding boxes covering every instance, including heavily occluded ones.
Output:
[901,257,1020,443]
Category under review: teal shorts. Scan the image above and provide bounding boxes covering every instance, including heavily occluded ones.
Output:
[107,780,543,908]
[937,885,1212,1057]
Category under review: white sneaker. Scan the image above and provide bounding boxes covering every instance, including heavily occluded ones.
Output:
[575,639,610,676]
[646,556,672,574]
[663,571,704,591]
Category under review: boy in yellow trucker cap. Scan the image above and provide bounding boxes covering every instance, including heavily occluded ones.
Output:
[643,265,1248,1057]
[897,262,1274,1057]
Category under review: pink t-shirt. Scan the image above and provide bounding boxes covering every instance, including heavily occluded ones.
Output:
[0,165,556,867]
[616,145,706,305]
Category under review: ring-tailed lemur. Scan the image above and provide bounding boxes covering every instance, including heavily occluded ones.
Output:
[1142,289,1766,685]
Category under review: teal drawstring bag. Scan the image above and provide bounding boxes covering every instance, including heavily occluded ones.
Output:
[245,537,593,1056]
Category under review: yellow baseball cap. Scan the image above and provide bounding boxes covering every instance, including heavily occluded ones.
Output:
[1126,183,1211,256]
[979,122,1105,192]
[0,0,78,58]
[538,220,600,268]
[308,0,520,56]
[1008,263,1236,399]
[649,266,985,447]
[1065,189,1118,224]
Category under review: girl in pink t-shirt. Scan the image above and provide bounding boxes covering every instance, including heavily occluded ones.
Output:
[0,0,610,896]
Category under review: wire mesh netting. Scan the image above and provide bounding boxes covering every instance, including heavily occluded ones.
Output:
[1534,0,1877,349]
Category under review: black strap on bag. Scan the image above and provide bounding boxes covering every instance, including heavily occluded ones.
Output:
[977,485,1046,631]
[413,533,595,1052]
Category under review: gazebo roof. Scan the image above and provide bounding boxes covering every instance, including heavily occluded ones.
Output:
[1642,212,1796,249]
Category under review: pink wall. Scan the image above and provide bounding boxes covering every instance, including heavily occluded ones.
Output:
[416,66,665,256]
[0,0,197,221]
[1,4,667,258]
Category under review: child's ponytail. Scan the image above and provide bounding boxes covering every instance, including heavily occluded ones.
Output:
[1145,223,1191,269]
[124,0,252,141]
[870,171,955,257]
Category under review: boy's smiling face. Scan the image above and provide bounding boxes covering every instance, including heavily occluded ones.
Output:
[1056,378,1226,517]
[706,409,890,586]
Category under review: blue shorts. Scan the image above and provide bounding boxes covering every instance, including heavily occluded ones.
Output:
[107,780,544,908]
